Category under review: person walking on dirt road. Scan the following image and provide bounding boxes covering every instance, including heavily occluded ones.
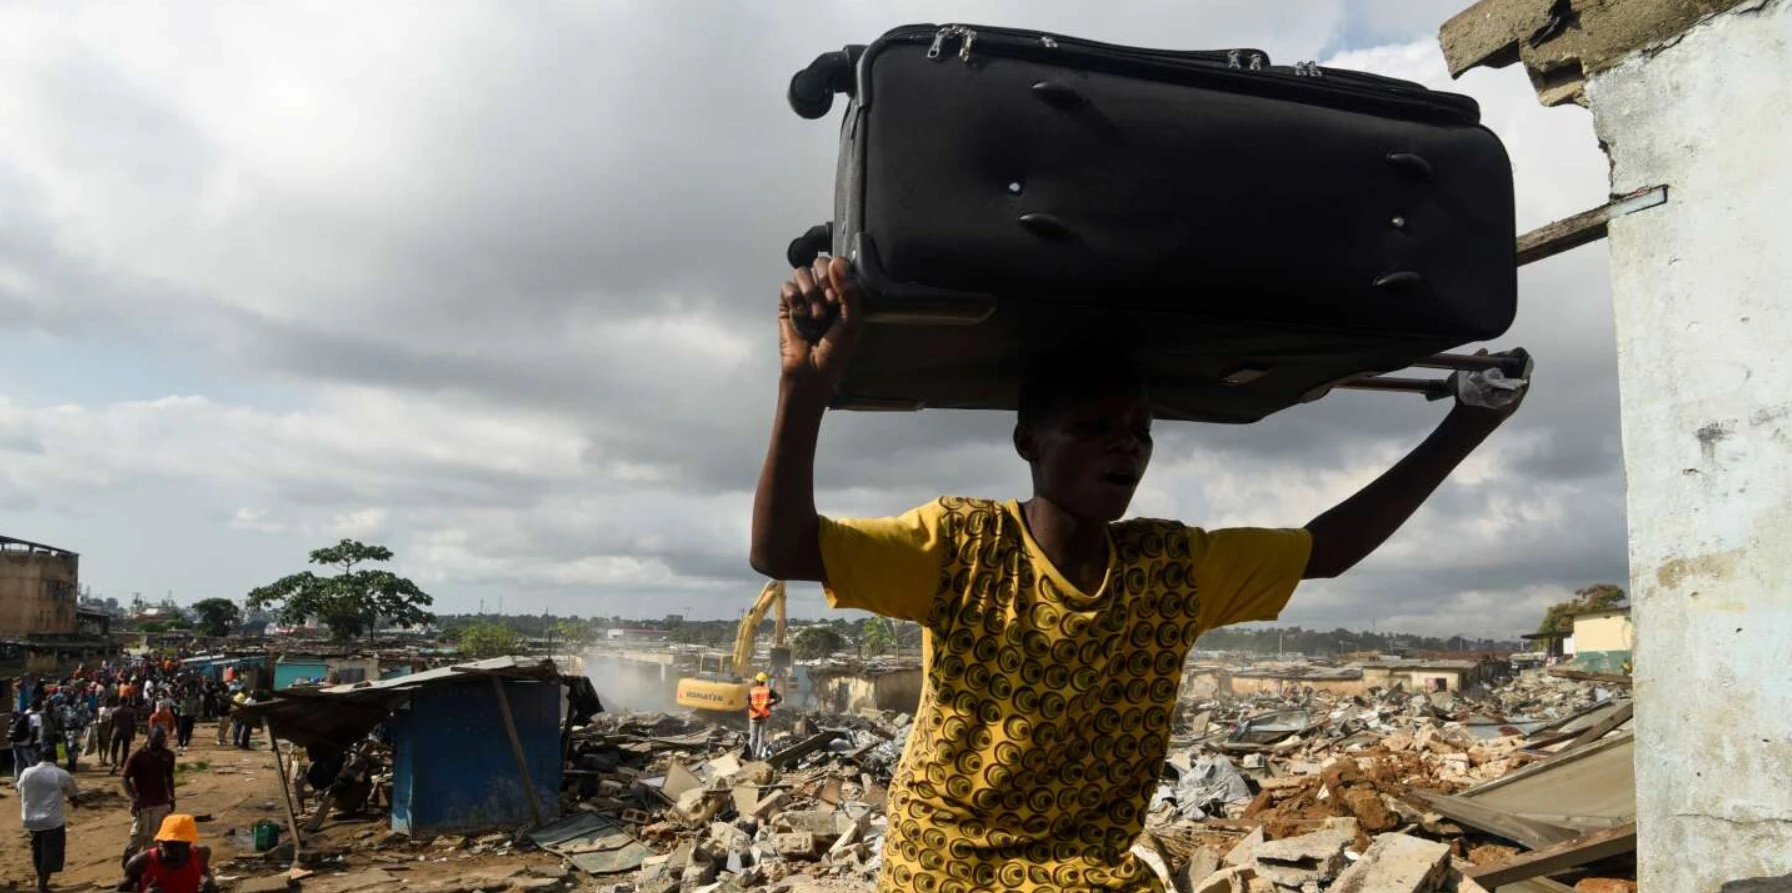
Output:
[16,749,80,893]
[120,726,177,868]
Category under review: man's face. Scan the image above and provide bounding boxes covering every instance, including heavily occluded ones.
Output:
[158,842,192,867]
[1017,391,1154,522]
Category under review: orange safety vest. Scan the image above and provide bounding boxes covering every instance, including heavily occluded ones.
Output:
[748,684,774,720]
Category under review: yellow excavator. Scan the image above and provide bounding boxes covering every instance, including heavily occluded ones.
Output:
[675,580,791,714]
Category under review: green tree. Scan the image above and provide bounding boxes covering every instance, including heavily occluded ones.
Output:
[1537,584,1627,634]
[246,540,435,641]
[191,598,242,637]
[138,620,169,634]
[551,619,592,649]
[792,625,846,660]
[459,621,521,658]
[861,617,896,656]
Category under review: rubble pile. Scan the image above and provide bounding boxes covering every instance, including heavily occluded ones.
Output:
[247,669,1631,893]
[1137,668,1638,892]
[552,708,912,893]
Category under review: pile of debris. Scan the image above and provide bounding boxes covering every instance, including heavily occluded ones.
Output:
[260,668,1631,893]
[1138,668,1638,892]
[543,709,913,892]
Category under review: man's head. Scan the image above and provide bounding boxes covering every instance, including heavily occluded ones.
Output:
[29,698,43,712]
[1013,348,1153,522]
[148,726,169,750]
[154,815,201,866]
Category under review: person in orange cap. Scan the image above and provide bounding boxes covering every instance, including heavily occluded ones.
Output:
[116,814,216,893]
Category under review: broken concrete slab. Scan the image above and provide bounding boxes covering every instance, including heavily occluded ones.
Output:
[1329,833,1451,893]
[1223,826,1265,867]
[1179,846,1222,892]
[708,821,752,851]
[1189,865,1255,893]
[1251,827,1352,887]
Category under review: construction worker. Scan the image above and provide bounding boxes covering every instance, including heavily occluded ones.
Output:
[746,672,781,759]
[117,814,217,893]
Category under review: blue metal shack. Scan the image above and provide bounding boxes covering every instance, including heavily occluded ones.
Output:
[389,677,563,835]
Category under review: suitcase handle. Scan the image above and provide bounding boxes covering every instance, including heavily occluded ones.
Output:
[788,46,866,120]
[786,223,833,269]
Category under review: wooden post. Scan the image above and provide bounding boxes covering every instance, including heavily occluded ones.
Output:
[262,721,305,869]
[491,677,545,828]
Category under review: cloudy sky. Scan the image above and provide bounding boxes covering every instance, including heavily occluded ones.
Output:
[0,1,1625,638]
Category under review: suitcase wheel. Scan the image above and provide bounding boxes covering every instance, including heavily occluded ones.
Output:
[786,223,833,269]
[788,48,864,120]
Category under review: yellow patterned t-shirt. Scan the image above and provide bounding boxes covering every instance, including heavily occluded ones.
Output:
[818,497,1310,893]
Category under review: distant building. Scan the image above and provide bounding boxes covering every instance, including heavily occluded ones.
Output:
[0,536,80,638]
[1567,607,1634,675]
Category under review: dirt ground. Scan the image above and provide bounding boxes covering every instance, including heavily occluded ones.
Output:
[4,728,304,891]
[4,729,868,893]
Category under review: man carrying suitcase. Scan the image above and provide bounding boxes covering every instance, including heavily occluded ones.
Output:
[752,258,1526,892]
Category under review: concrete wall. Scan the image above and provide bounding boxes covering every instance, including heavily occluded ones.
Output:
[1591,2,1792,885]
[0,548,79,638]
[811,669,923,715]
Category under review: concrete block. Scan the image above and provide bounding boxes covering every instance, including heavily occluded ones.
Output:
[773,832,817,860]
[1328,833,1450,893]
[778,809,849,838]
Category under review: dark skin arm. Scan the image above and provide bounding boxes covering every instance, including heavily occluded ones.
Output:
[1303,357,1526,579]
[750,257,863,583]
[118,852,150,892]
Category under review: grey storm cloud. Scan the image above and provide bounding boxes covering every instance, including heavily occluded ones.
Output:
[0,1,1626,636]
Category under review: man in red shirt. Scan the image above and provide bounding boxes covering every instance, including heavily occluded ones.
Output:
[119,727,177,867]
[117,814,216,893]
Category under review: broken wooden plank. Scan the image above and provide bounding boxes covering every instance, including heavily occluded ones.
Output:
[1416,793,1582,851]
[765,729,844,770]
[1467,822,1637,888]
[1567,701,1635,750]
[1516,185,1668,267]
[1546,667,1634,686]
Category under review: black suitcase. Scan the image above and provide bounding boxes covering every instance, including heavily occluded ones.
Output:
[785,24,1518,423]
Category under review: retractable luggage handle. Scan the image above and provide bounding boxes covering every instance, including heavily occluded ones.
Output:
[1331,350,1531,401]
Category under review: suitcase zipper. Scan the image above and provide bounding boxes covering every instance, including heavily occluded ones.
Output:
[892,23,1473,123]
[926,26,977,62]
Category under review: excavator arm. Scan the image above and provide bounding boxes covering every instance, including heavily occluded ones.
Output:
[731,581,786,679]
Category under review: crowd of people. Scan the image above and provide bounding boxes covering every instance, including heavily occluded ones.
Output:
[7,655,270,777]
[9,653,269,892]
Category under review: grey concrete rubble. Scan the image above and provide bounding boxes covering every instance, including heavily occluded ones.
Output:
[205,667,1633,893]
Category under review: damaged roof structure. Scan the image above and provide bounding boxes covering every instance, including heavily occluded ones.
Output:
[238,656,603,842]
